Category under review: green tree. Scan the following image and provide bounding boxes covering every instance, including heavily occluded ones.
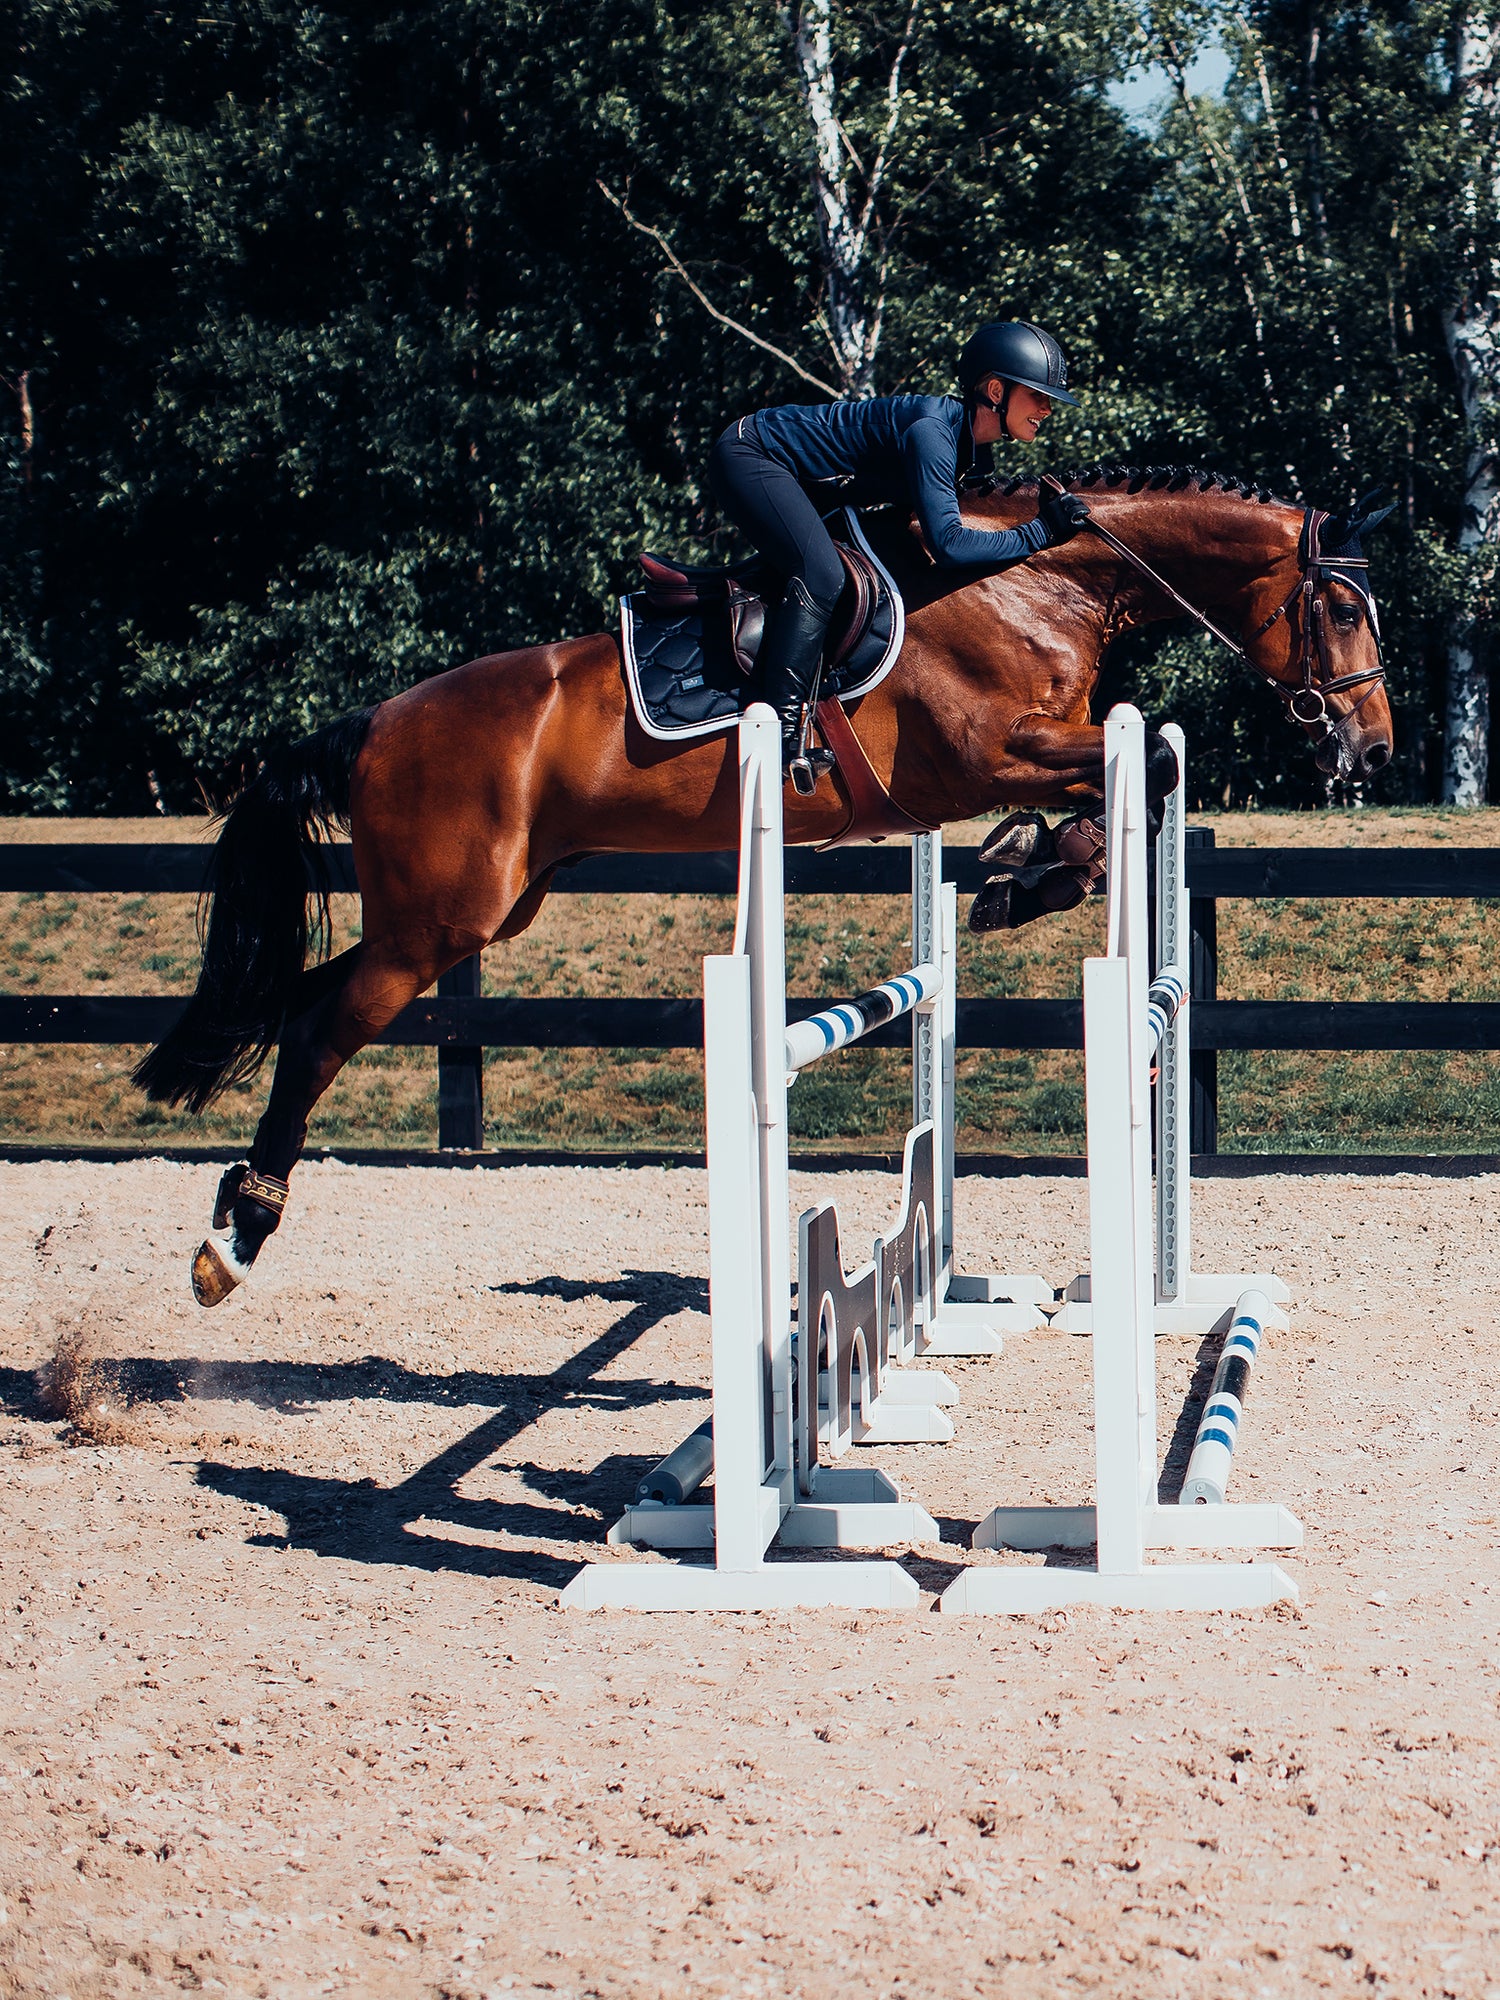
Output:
[0,0,1480,813]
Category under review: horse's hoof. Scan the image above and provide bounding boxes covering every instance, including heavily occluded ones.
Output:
[969,877,1058,930]
[970,870,1090,931]
[976,810,1057,885]
[191,1233,245,1308]
[968,876,1013,932]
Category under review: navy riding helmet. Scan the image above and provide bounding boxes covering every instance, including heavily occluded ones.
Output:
[958,321,1079,407]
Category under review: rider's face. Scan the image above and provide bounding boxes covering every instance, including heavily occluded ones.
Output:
[1004,385,1053,441]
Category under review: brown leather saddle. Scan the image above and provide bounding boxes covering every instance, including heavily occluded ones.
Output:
[624,523,926,847]
[636,539,881,682]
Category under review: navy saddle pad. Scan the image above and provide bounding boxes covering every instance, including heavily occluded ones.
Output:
[620,506,905,742]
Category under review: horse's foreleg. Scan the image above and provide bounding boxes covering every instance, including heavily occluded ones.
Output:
[1144,729,1181,808]
[189,938,457,1306]
[999,714,1178,802]
[1001,713,1106,793]
[969,718,1181,934]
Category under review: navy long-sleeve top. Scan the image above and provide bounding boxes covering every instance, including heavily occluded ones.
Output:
[749,394,1048,570]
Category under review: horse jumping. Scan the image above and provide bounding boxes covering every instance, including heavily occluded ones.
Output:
[133,467,1394,1304]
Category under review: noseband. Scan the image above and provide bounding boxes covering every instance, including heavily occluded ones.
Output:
[1244,507,1387,732]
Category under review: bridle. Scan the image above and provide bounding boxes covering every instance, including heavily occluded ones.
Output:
[1242,508,1387,733]
[1039,478,1387,741]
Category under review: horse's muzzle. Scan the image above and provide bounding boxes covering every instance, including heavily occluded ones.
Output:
[1312,719,1392,780]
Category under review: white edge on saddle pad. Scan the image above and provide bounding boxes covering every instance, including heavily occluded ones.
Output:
[619,506,907,744]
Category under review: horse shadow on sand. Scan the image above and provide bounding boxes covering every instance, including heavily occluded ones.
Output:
[1,1286,1237,1591]
[2,1271,709,1592]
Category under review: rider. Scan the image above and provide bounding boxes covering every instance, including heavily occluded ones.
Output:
[708,320,1092,774]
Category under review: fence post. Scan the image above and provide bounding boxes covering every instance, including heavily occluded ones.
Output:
[1186,827,1218,1157]
[437,953,485,1150]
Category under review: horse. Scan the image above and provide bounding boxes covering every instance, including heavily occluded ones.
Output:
[134,464,1394,1305]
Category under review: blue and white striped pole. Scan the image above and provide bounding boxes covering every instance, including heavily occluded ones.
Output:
[784,963,941,1075]
[1146,964,1188,1059]
[1179,1288,1271,1505]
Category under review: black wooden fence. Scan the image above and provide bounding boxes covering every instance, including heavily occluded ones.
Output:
[5,835,1500,1153]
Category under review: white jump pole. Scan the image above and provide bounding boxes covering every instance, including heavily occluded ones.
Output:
[941,706,1302,1616]
[1179,1287,1272,1505]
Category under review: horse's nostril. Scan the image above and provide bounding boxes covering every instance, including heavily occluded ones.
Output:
[1363,742,1391,772]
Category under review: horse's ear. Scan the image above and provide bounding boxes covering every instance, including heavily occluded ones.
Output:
[1352,488,1397,537]
[1327,487,1396,547]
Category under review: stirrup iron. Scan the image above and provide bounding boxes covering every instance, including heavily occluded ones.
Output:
[788,735,835,796]
[786,665,835,796]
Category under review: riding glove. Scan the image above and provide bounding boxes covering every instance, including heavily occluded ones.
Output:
[1037,492,1092,545]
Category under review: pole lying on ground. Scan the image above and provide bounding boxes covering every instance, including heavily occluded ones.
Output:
[1179,1289,1272,1505]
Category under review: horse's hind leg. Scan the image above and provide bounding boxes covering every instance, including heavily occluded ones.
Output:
[191,939,445,1306]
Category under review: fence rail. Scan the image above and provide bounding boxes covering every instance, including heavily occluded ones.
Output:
[9,993,1500,1054]
[6,834,1500,1153]
[9,841,1500,899]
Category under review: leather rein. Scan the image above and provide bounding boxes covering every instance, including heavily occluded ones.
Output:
[1039,477,1387,737]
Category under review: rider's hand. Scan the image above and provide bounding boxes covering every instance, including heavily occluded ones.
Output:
[1037,492,1092,545]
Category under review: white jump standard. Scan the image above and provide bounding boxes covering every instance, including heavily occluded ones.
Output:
[942,706,1303,1616]
[564,706,1043,1611]
[1051,718,1290,1341]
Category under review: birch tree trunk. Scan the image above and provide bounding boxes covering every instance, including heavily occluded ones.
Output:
[782,0,917,397]
[1442,7,1500,805]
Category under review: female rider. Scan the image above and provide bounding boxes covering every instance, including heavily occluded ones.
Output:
[708,320,1091,776]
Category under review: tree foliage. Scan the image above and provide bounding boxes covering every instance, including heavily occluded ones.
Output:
[0,0,1488,811]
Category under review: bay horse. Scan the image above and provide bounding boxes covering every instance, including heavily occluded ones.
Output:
[135,465,1394,1305]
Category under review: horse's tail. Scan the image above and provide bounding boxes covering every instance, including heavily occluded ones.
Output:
[133,707,377,1112]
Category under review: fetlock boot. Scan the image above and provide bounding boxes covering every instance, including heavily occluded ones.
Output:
[758,578,834,790]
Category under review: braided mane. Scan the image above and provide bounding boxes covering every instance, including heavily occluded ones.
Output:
[967,463,1287,506]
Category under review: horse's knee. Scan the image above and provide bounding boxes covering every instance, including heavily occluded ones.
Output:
[1145,730,1180,803]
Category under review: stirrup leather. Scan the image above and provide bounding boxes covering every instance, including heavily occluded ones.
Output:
[786,655,837,796]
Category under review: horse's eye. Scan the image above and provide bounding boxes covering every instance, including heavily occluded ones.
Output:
[1331,601,1361,629]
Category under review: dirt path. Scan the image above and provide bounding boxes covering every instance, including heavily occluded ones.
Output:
[2,1158,1498,1999]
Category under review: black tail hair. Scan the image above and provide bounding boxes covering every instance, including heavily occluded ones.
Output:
[132,708,376,1113]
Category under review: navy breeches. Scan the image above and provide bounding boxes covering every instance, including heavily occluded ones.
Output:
[707,420,845,616]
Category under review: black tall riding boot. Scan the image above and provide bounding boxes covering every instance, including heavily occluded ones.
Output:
[758,577,834,784]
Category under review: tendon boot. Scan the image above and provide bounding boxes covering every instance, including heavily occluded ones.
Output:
[1051,811,1107,879]
[758,578,835,794]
